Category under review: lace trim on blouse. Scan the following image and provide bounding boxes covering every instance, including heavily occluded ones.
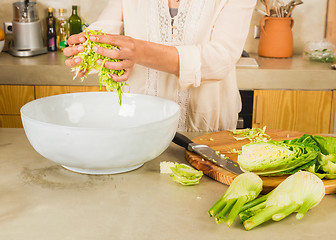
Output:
[147,0,205,131]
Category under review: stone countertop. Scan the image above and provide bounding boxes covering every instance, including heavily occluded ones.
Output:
[0,52,335,90]
[1,128,336,240]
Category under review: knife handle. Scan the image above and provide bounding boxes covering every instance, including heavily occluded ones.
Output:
[172,132,193,150]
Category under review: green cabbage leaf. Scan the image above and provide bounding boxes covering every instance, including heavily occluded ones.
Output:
[72,29,128,105]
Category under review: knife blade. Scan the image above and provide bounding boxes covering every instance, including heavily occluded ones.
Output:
[173,132,244,175]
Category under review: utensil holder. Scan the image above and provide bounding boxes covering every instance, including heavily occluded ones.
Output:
[258,17,294,58]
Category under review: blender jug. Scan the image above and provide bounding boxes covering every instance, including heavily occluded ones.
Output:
[9,1,47,57]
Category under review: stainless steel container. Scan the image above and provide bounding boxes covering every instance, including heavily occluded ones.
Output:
[9,1,47,57]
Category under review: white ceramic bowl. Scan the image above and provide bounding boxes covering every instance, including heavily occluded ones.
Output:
[21,92,180,174]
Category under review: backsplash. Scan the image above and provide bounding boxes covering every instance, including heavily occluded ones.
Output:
[0,0,328,54]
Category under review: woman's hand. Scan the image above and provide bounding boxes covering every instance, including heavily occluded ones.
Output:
[63,32,87,77]
[88,34,138,82]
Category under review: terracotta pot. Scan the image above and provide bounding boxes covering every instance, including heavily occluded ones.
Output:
[258,17,294,58]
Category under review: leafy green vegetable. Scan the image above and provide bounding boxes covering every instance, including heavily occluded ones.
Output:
[208,172,263,227]
[304,49,335,63]
[238,140,319,176]
[304,135,336,179]
[170,164,203,186]
[230,126,271,143]
[72,29,128,105]
[240,171,325,230]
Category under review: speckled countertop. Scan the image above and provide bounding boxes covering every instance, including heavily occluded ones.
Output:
[0,52,335,90]
[1,128,336,240]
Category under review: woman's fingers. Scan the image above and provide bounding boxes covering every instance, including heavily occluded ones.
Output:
[63,44,85,57]
[92,45,134,60]
[65,56,82,67]
[89,34,131,48]
[67,32,87,46]
[96,59,133,70]
[76,69,87,78]
[110,70,132,82]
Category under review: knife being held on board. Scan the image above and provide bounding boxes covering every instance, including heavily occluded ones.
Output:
[172,132,244,175]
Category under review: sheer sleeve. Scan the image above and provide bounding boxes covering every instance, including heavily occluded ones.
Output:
[175,0,257,90]
[88,0,123,34]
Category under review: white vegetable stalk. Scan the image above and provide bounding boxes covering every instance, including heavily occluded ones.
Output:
[208,172,263,227]
[243,171,325,230]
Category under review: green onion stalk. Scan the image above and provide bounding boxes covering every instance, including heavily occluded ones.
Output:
[72,29,128,105]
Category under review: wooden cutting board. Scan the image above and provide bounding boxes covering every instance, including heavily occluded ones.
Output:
[185,130,336,194]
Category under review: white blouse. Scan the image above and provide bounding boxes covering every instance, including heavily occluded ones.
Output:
[89,0,257,132]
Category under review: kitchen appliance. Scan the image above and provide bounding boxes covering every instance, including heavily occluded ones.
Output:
[172,132,244,175]
[9,0,47,57]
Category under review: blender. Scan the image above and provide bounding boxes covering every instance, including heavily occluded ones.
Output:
[9,0,47,57]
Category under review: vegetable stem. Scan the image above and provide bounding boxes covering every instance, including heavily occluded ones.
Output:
[240,191,271,213]
[216,198,236,223]
[296,200,315,220]
[225,196,248,227]
[243,205,281,230]
[208,197,227,217]
[272,202,300,221]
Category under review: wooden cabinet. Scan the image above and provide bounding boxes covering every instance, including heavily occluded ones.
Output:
[0,85,35,128]
[0,85,106,128]
[252,90,335,134]
[35,86,106,99]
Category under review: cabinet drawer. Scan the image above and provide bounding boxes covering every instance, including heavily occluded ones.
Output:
[35,85,107,99]
[0,115,23,128]
[0,85,35,114]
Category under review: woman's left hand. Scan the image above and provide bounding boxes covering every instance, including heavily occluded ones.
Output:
[89,34,138,82]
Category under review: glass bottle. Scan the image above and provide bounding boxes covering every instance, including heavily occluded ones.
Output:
[56,8,68,50]
[68,5,82,36]
[46,7,57,52]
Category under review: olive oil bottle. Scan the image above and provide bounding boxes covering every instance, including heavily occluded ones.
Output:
[56,8,68,50]
[68,5,82,36]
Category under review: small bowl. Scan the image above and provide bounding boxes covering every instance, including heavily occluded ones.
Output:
[21,92,180,174]
[0,40,4,53]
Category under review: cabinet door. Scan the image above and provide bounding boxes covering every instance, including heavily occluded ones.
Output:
[252,90,333,134]
[35,86,107,99]
[0,85,35,128]
[0,85,35,114]
[0,115,23,128]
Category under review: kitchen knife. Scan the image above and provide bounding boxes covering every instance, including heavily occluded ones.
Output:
[173,132,244,175]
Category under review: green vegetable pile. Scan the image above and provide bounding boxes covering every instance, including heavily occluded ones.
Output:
[304,49,335,63]
[230,126,271,142]
[170,163,203,186]
[238,134,336,178]
[72,29,128,105]
[306,135,336,179]
[209,171,325,230]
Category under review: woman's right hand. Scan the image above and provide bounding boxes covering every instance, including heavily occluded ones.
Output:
[63,32,87,77]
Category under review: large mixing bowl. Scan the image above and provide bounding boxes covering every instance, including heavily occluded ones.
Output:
[21,92,180,174]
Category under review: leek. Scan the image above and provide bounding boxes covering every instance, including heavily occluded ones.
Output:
[208,172,262,227]
[72,29,128,105]
[241,171,325,230]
